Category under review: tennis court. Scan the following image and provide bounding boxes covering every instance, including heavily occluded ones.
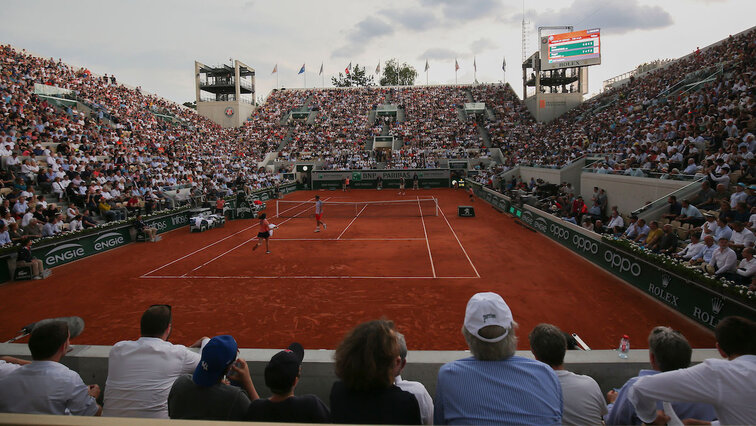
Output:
[0,189,715,351]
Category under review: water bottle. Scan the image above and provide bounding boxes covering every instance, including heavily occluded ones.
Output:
[618,334,630,359]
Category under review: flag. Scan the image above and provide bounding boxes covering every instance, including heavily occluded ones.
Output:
[319,63,323,75]
[271,64,278,74]
[298,64,305,74]
[424,59,429,72]
[345,62,352,75]
[502,57,506,72]
[455,59,459,71]
[375,62,380,74]
[474,57,477,72]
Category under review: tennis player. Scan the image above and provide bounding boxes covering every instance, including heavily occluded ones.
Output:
[399,177,406,195]
[314,195,327,232]
[467,186,475,203]
[253,213,275,253]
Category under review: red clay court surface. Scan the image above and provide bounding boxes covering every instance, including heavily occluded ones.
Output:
[0,189,715,350]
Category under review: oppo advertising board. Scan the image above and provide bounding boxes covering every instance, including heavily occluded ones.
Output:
[540,28,601,71]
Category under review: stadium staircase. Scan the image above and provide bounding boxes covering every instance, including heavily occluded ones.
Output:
[368,108,377,126]
[396,108,405,123]
[477,121,492,148]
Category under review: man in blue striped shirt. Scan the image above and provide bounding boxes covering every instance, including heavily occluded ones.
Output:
[434,292,563,425]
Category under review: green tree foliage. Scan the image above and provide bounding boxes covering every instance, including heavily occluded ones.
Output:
[331,64,375,87]
[182,101,196,109]
[380,59,418,86]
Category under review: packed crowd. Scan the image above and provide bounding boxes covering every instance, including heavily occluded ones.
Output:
[0,295,754,424]
[0,45,290,247]
[489,29,755,171]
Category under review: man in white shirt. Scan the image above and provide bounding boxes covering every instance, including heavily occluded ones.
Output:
[394,332,434,425]
[0,321,101,415]
[730,183,748,208]
[628,316,756,425]
[606,209,624,235]
[530,323,606,426]
[707,238,738,277]
[729,221,755,252]
[103,305,209,418]
[735,247,756,285]
[675,234,705,260]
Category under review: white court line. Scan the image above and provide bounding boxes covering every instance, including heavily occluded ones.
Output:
[141,275,479,280]
[141,198,316,278]
[438,203,481,278]
[418,196,436,278]
[184,197,332,275]
[337,204,367,240]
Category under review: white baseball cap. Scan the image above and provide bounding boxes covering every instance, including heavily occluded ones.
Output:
[464,292,513,343]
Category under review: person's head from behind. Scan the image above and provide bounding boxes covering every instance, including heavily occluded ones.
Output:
[528,323,567,368]
[259,213,266,221]
[715,316,756,358]
[334,319,400,391]
[648,326,692,372]
[140,304,171,339]
[29,320,69,361]
[462,292,517,361]
[265,342,305,395]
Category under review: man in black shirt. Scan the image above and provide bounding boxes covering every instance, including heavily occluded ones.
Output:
[245,342,330,423]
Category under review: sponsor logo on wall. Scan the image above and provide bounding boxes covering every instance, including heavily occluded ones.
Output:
[44,243,85,266]
[603,249,642,277]
[93,232,126,252]
[692,297,725,327]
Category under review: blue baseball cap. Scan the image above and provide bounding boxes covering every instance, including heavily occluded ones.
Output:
[193,335,238,387]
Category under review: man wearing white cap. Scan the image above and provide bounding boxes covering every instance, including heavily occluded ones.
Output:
[434,292,563,425]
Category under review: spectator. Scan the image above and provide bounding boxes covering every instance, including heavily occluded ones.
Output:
[529,323,606,425]
[245,342,330,423]
[689,235,717,266]
[394,332,434,425]
[435,292,562,425]
[168,335,258,420]
[605,326,716,425]
[706,237,738,278]
[134,214,158,242]
[677,199,704,226]
[0,222,11,246]
[735,247,756,285]
[606,208,624,235]
[16,237,46,279]
[0,321,102,415]
[652,224,678,254]
[729,221,755,252]
[641,220,662,247]
[662,196,682,220]
[674,234,704,260]
[330,319,421,424]
[103,305,209,418]
[633,219,650,244]
[627,317,756,425]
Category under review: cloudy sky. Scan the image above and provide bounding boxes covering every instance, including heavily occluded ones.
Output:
[2,0,753,104]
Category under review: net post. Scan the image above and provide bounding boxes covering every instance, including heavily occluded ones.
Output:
[434,197,439,216]
[276,200,279,218]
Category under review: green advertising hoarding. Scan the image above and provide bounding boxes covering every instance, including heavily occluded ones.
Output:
[467,180,756,329]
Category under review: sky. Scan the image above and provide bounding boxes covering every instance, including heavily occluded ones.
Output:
[2,0,754,105]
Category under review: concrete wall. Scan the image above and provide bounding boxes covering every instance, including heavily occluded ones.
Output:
[196,101,255,128]
[523,93,584,123]
[581,173,690,215]
[519,166,561,185]
[0,343,719,408]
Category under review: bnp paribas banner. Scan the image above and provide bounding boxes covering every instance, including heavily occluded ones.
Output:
[313,169,450,189]
[469,181,755,329]
[37,227,133,269]
[145,211,191,234]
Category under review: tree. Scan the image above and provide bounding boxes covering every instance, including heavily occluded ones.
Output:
[182,101,196,109]
[380,59,418,86]
[331,64,375,87]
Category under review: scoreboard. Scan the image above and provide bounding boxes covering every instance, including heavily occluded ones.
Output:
[541,28,601,71]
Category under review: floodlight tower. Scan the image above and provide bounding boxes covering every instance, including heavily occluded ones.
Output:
[194,59,256,128]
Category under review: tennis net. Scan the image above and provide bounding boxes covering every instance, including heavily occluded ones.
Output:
[276,198,439,218]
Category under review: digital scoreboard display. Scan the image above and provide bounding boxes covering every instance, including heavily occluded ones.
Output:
[541,28,601,70]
